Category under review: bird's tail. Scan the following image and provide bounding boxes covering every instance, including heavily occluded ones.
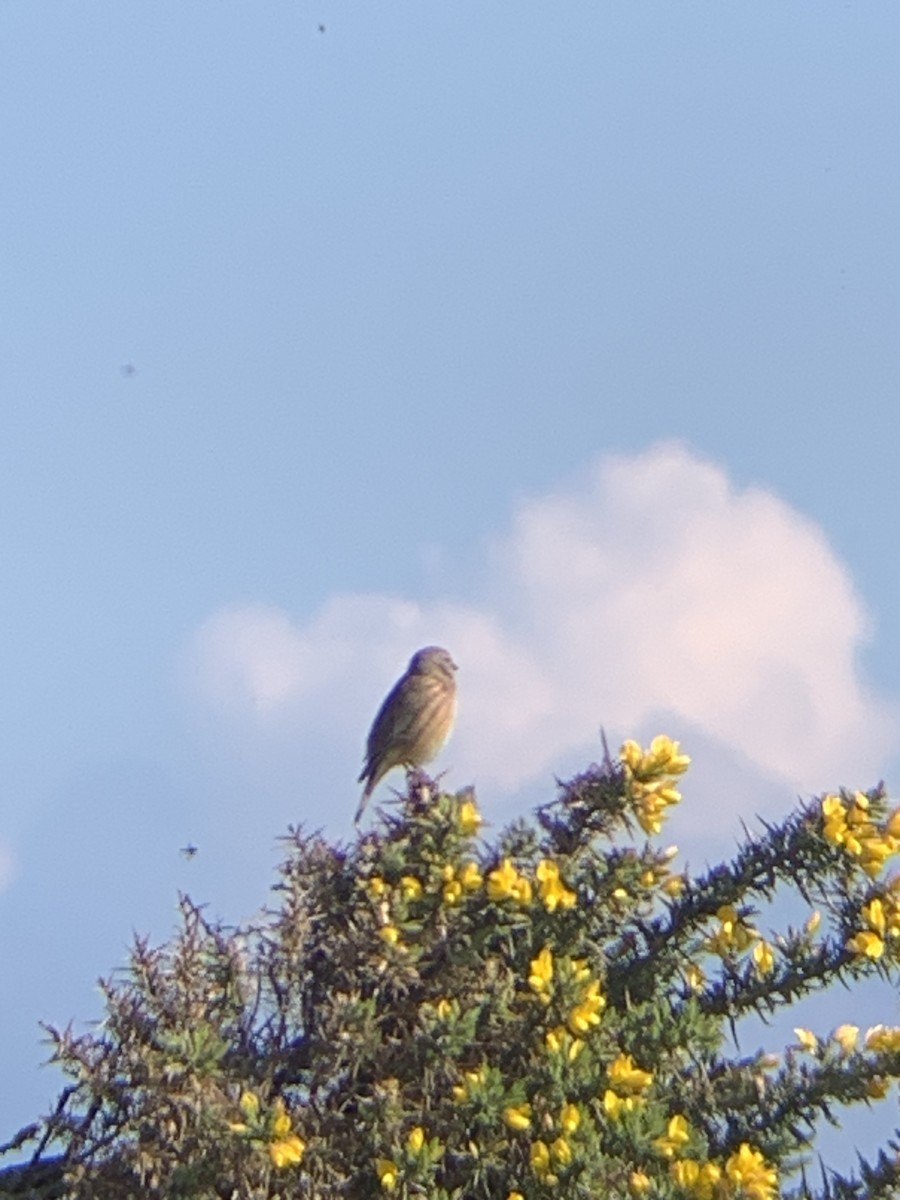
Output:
[354,782,373,825]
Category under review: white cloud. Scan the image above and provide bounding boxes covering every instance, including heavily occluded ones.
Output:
[183,443,898,826]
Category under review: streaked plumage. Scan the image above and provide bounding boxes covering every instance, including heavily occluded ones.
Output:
[355,646,458,823]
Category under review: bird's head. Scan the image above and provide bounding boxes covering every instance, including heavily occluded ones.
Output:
[409,646,457,679]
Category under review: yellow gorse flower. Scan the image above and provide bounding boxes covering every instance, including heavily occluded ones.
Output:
[487,859,533,905]
[442,864,464,906]
[724,1143,778,1200]
[407,1125,425,1153]
[545,1025,584,1061]
[271,1098,291,1139]
[654,1114,691,1157]
[821,792,900,878]
[664,873,686,898]
[452,1066,487,1103]
[442,861,482,904]
[567,979,606,1036]
[400,875,423,900]
[376,1158,399,1191]
[621,736,690,835]
[621,735,691,778]
[832,1024,859,1053]
[706,904,756,957]
[458,798,484,835]
[670,1159,721,1200]
[848,929,884,959]
[753,940,775,976]
[460,861,483,891]
[866,1025,900,1052]
[550,1136,572,1166]
[536,859,577,911]
[863,898,886,934]
[793,1028,818,1052]
[269,1135,305,1169]
[504,1103,532,1131]
[530,1139,558,1184]
[230,1094,305,1170]
[560,1103,581,1134]
[603,1089,644,1118]
[608,1053,653,1095]
[529,946,554,997]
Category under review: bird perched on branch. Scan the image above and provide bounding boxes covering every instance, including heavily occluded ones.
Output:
[355,646,458,823]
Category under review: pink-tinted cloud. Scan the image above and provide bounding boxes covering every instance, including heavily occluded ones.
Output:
[184,443,897,824]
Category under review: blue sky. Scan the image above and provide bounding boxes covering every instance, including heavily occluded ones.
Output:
[2,0,900,1171]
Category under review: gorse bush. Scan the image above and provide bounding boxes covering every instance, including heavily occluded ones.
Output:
[5,737,900,1199]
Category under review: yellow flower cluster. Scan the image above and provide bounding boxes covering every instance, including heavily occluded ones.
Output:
[752,940,775,976]
[407,1125,425,1152]
[441,861,483,905]
[228,1092,305,1170]
[487,859,533,906]
[560,1102,581,1134]
[529,946,554,1000]
[400,875,423,900]
[423,996,455,1022]
[794,1027,818,1053]
[451,1066,487,1103]
[567,976,606,1036]
[654,1113,691,1158]
[545,1024,585,1061]
[530,1134,573,1185]
[821,793,900,878]
[367,874,408,953]
[724,1142,778,1200]
[621,736,691,836]
[266,1100,305,1168]
[527,948,604,1036]
[504,1103,532,1131]
[536,859,577,911]
[705,905,757,958]
[370,854,486,926]
[603,1053,654,1118]
[368,875,388,899]
[669,1143,777,1200]
[671,1157,722,1199]
[524,1101,582,1185]
[458,796,484,835]
[866,1024,900,1053]
[376,1157,398,1191]
[848,894,900,960]
[832,1023,859,1054]
[824,1020,900,1063]
[375,1123,441,1188]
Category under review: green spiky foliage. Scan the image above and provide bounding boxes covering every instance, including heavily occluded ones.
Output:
[2,737,900,1200]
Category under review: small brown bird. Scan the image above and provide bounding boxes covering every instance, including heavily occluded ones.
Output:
[355,646,458,823]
